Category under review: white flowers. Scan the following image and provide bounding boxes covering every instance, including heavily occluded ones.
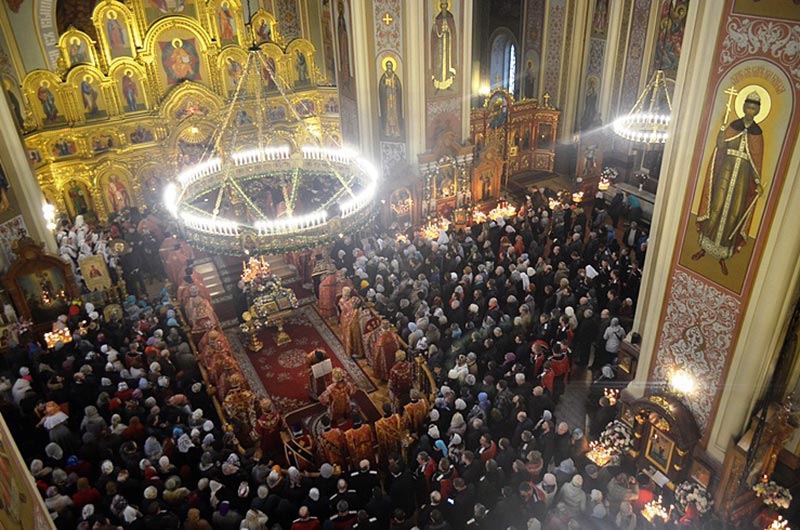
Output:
[598,420,633,454]
[753,480,793,510]
[600,167,619,180]
[675,481,713,515]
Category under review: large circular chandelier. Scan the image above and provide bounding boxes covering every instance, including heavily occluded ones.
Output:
[613,70,674,144]
[163,49,379,255]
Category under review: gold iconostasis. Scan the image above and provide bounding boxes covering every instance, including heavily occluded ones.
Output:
[14,0,342,223]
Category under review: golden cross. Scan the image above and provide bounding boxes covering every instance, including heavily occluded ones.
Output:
[543,93,551,108]
[721,85,738,130]
[382,13,393,25]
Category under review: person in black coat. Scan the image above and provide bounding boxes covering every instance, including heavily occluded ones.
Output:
[386,463,415,518]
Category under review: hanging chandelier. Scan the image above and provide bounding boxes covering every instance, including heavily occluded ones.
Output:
[163,48,379,256]
[613,69,674,144]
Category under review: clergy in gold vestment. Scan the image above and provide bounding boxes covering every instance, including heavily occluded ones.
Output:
[223,373,257,445]
[374,404,403,466]
[693,91,764,275]
[317,417,349,470]
[388,351,414,408]
[339,287,365,358]
[370,321,399,381]
[319,367,356,425]
[403,389,429,435]
[345,418,375,468]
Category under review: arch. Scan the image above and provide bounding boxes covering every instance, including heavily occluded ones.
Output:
[59,177,96,220]
[284,38,317,88]
[58,28,99,70]
[92,0,141,64]
[65,65,112,121]
[488,28,518,95]
[217,46,249,96]
[249,9,279,45]
[95,165,136,214]
[23,70,70,129]
[141,17,214,96]
[159,81,224,122]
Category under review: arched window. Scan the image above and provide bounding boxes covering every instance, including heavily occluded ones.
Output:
[489,30,518,94]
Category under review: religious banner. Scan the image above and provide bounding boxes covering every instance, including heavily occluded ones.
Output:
[79,255,112,292]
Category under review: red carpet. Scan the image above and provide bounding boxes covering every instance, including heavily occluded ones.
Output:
[225,307,376,414]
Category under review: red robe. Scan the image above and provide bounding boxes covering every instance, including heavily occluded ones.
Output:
[344,425,375,468]
[389,361,414,407]
[374,414,402,465]
[318,427,349,470]
[254,411,283,456]
[371,331,399,381]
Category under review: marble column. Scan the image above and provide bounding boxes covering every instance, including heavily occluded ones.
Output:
[629,0,800,463]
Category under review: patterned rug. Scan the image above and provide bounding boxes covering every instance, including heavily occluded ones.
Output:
[225,306,377,414]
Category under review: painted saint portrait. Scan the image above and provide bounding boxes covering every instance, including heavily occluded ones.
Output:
[295,50,310,87]
[80,76,103,119]
[146,0,196,23]
[217,2,237,44]
[106,10,131,58]
[226,57,244,93]
[690,89,765,276]
[261,56,277,92]
[336,1,352,92]
[254,18,272,43]
[120,69,145,112]
[37,80,60,124]
[68,37,88,65]
[130,125,155,144]
[17,268,68,322]
[431,0,457,91]
[488,93,507,130]
[64,180,92,218]
[91,134,115,153]
[160,37,201,85]
[378,58,403,139]
[105,175,132,212]
[52,137,77,157]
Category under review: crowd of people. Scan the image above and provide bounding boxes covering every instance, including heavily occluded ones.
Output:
[0,185,676,530]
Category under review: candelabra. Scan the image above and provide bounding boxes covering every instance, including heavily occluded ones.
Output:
[587,441,614,467]
[488,199,517,220]
[421,217,450,240]
[767,516,790,530]
[240,311,263,352]
[641,496,671,523]
[44,327,73,349]
[604,388,620,406]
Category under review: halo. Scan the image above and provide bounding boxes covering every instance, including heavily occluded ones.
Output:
[735,84,771,123]
[71,37,79,45]
[124,69,133,77]
[172,38,184,49]
[381,55,398,73]
[107,10,117,19]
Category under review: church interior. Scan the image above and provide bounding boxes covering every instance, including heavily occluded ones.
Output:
[0,0,799,528]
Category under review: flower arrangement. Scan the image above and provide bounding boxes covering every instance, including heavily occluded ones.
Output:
[601,167,619,180]
[753,480,793,510]
[675,480,713,515]
[598,420,634,454]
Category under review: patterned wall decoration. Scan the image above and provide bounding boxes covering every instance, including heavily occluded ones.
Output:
[652,270,740,432]
[650,2,800,441]
[618,0,649,115]
[275,0,301,41]
[333,0,358,144]
[559,0,576,108]
[372,0,402,54]
[542,0,566,102]
[380,141,407,179]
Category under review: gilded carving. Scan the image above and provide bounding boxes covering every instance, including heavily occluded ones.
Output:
[18,1,337,223]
